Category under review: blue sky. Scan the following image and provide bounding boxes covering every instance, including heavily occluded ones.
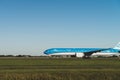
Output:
[0,0,120,55]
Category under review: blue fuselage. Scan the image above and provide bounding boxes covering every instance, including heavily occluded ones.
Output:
[44,48,120,55]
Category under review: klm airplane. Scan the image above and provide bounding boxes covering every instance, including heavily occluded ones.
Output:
[44,42,120,58]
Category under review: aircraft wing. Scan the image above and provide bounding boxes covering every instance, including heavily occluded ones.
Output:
[84,48,109,57]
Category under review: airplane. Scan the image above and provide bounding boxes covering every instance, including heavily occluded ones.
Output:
[44,42,120,58]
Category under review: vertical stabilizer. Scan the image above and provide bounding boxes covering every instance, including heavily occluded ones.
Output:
[114,42,120,50]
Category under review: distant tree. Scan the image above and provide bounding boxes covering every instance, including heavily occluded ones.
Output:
[0,55,5,57]
[16,55,23,57]
[16,55,31,57]
[6,55,14,57]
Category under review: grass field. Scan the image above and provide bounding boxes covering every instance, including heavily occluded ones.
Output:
[0,57,120,80]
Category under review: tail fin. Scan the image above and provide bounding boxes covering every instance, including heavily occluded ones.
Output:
[114,42,120,50]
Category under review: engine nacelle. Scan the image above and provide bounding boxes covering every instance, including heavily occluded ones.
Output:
[76,53,84,57]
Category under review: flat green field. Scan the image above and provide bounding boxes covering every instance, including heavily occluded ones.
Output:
[0,57,120,80]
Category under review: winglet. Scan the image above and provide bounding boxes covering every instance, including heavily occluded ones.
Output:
[114,42,120,50]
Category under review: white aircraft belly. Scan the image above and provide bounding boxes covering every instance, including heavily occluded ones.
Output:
[92,53,117,56]
[49,53,75,55]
